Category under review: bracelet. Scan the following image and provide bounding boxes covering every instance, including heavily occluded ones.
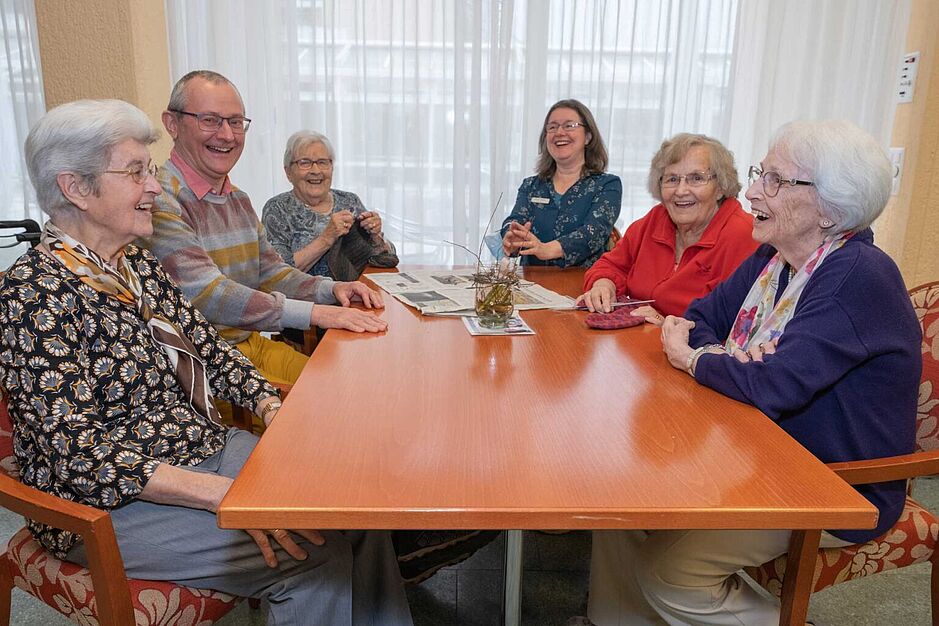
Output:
[685,346,709,375]
[686,344,722,377]
[259,399,282,422]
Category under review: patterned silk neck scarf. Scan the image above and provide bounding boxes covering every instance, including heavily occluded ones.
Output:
[725,232,854,352]
[42,222,221,424]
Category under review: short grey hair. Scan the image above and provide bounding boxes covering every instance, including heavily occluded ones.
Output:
[167,70,242,112]
[25,99,160,216]
[770,120,891,232]
[647,133,741,202]
[283,130,335,168]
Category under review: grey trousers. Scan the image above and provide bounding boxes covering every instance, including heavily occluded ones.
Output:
[67,429,412,626]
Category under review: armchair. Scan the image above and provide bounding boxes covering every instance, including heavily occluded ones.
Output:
[746,280,939,624]
[0,395,242,625]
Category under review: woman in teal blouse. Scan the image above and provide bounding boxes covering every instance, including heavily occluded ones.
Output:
[500,99,622,268]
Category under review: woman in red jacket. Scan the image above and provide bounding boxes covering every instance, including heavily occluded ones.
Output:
[577,133,757,323]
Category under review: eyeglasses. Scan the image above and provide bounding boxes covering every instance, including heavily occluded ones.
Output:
[545,121,585,134]
[290,158,333,170]
[660,171,716,188]
[170,109,252,133]
[748,166,814,198]
[103,162,158,184]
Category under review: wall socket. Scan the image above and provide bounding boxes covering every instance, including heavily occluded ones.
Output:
[897,52,919,103]
[889,148,904,196]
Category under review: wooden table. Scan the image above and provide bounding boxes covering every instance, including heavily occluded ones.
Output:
[218,267,877,625]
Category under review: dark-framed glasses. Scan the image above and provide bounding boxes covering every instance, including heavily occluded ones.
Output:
[545,121,585,134]
[103,162,158,184]
[170,109,252,133]
[748,166,814,198]
[660,171,716,188]
[290,158,333,170]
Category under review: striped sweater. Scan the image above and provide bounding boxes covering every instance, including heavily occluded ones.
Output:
[143,160,335,345]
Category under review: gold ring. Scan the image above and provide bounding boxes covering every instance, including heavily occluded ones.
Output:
[758,342,765,354]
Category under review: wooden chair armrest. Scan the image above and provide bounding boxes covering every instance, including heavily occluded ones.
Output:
[271,382,293,399]
[0,472,134,624]
[827,449,939,485]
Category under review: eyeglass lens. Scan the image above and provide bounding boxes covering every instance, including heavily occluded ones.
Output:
[294,159,332,170]
[748,167,781,197]
[545,122,582,133]
[661,172,713,187]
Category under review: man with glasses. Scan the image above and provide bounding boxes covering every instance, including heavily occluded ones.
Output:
[143,70,387,387]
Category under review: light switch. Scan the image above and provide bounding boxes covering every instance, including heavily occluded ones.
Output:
[897,52,919,103]
[889,148,904,196]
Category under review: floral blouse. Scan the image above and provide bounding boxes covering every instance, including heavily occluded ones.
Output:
[262,189,397,277]
[0,245,277,558]
[499,173,622,268]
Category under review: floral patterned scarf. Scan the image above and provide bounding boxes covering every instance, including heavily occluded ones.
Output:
[41,222,221,424]
[725,232,853,352]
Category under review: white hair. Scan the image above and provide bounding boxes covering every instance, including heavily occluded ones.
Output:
[283,130,335,168]
[770,120,891,232]
[25,99,159,216]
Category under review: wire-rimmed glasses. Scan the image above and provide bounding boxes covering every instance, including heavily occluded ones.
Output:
[748,166,814,197]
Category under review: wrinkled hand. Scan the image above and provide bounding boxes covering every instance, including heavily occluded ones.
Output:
[322,210,356,244]
[333,281,384,308]
[358,211,383,239]
[246,528,326,569]
[630,305,666,327]
[731,338,778,363]
[576,278,617,312]
[501,221,532,257]
[660,315,697,371]
[311,304,388,333]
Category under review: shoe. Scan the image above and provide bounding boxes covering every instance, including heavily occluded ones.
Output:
[565,618,597,626]
[394,530,501,583]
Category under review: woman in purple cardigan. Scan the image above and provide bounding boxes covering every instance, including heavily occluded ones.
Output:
[588,121,921,626]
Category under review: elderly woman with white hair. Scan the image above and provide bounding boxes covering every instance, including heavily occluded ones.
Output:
[588,120,921,626]
[0,99,412,625]
[262,130,398,282]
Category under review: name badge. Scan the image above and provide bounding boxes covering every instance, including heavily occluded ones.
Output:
[531,197,550,205]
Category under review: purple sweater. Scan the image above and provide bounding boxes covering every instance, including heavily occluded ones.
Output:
[687,229,921,543]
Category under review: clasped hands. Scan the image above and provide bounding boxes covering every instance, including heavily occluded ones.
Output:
[659,315,778,374]
[501,221,563,261]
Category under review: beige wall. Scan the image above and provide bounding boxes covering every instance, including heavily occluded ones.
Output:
[34,0,173,161]
[878,0,939,288]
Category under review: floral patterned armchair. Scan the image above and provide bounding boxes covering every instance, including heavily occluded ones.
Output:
[746,280,939,625]
[0,394,243,625]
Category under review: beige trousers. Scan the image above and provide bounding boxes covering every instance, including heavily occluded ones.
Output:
[588,529,852,626]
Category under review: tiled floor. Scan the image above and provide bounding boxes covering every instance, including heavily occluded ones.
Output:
[406,531,590,626]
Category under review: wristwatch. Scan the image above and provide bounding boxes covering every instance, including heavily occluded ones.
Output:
[259,399,282,422]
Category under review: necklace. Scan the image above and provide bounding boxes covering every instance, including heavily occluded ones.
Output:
[294,190,333,214]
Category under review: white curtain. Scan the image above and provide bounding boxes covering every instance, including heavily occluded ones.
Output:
[0,0,44,224]
[164,0,908,265]
[727,0,910,179]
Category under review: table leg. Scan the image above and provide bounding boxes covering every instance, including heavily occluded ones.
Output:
[778,529,821,626]
[503,529,524,626]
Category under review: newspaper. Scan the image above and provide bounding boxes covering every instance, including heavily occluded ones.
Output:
[463,314,536,336]
[368,268,575,316]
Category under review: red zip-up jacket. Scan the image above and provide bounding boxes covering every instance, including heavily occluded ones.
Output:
[583,198,757,317]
